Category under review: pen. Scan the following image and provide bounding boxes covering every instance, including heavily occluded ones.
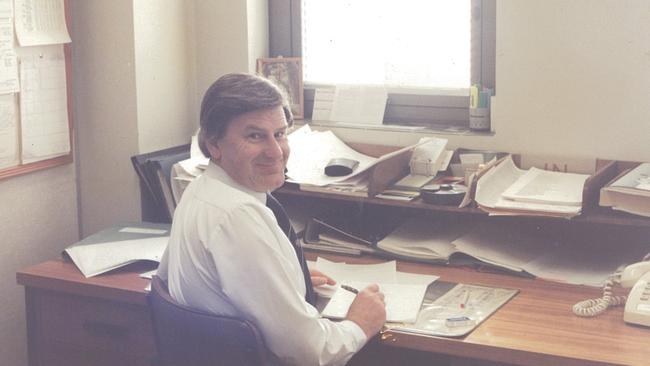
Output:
[341,284,359,294]
[460,290,470,309]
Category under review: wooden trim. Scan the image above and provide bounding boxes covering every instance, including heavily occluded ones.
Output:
[0,0,74,181]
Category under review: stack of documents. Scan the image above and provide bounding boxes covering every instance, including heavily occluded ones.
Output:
[287,125,421,197]
[379,218,650,287]
[170,135,209,203]
[63,223,170,277]
[599,163,650,217]
[475,156,590,218]
[311,258,436,323]
[301,218,377,256]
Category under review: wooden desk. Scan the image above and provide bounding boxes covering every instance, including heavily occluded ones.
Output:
[17,257,650,366]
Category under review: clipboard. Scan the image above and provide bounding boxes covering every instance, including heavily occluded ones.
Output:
[386,281,519,337]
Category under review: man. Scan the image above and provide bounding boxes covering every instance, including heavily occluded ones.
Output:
[157,73,386,365]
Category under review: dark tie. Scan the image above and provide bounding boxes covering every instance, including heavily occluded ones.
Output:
[266,193,317,305]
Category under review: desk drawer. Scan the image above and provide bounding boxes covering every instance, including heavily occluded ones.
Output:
[34,290,155,360]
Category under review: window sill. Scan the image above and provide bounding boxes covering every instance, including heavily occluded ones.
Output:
[301,120,495,137]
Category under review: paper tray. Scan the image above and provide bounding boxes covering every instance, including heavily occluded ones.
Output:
[386,281,518,338]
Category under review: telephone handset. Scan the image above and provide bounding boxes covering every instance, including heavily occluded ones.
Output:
[620,262,650,326]
[573,260,650,326]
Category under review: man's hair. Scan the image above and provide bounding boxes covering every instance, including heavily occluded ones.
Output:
[198,73,293,157]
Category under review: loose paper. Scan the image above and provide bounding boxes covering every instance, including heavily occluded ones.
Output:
[19,45,70,163]
[0,93,18,168]
[15,0,71,46]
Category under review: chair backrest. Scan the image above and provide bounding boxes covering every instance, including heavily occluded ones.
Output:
[149,276,268,366]
[131,144,191,223]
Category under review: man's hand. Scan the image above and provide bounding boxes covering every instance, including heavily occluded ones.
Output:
[309,268,337,287]
[345,284,386,338]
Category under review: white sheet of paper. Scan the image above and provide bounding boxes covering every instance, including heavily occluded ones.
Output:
[0,93,18,168]
[330,85,387,125]
[501,167,589,206]
[15,0,71,46]
[119,227,169,235]
[312,87,335,121]
[65,236,169,278]
[0,1,18,94]
[286,125,377,186]
[315,257,397,283]
[322,281,428,323]
[475,156,525,208]
[19,45,70,163]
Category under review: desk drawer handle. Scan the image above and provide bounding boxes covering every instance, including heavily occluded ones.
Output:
[83,321,129,338]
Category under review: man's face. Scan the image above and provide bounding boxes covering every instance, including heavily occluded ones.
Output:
[207,106,289,192]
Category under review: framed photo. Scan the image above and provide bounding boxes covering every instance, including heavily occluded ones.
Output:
[257,57,304,119]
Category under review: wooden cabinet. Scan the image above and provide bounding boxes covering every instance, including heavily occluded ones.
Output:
[18,261,156,366]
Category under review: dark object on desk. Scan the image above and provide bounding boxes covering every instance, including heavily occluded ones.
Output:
[420,184,467,205]
[149,276,268,366]
[324,158,359,177]
[131,144,191,223]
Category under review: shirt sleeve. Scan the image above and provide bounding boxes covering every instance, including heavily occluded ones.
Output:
[205,203,368,366]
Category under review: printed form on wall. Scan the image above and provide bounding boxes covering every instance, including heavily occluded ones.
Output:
[0,0,19,94]
[0,94,18,169]
[19,45,69,163]
[0,1,18,169]
[14,0,71,47]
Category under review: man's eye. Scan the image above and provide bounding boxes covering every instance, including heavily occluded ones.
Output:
[248,133,264,140]
[275,131,286,139]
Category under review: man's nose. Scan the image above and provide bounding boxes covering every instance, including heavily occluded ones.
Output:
[264,138,284,158]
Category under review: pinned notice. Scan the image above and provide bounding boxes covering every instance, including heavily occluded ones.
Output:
[15,0,71,46]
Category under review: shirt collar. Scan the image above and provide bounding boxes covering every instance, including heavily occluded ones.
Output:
[205,162,268,205]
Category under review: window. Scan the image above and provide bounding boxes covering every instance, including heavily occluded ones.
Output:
[269,0,495,130]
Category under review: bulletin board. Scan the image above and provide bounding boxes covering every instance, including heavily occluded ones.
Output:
[0,0,73,181]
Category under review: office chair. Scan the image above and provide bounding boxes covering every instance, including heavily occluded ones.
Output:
[149,276,268,366]
[131,144,191,223]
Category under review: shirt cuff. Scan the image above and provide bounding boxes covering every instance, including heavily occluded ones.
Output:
[338,319,368,351]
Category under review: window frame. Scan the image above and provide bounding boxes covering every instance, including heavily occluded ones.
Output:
[269,0,495,130]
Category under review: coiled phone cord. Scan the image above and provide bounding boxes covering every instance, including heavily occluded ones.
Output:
[572,253,650,317]
[572,269,627,317]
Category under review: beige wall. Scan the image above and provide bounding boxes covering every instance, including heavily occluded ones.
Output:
[324,0,650,172]
[74,0,196,237]
[73,0,140,236]
[191,0,269,107]
[0,166,78,366]
[134,0,196,154]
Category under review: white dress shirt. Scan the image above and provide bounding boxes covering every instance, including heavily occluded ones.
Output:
[157,163,367,366]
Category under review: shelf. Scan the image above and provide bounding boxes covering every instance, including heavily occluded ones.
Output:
[275,184,650,228]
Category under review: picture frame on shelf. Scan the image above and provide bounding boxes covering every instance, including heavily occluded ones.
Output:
[257,57,304,119]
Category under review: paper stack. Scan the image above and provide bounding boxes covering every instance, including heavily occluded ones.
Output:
[599,163,650,217]
[312,258,435,323]
[475,156,590,218]
[287,125,419,197]
[170,135,209,203]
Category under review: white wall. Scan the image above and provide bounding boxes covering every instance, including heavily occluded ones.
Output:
[0,166,78,366]
[324,0,650,171]
[133,0,196,153]
[72,0,141,236]
[191,0,269,107]
[74,0,196,237]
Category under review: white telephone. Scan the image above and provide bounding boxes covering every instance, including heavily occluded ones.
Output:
[620,262,650,326]
[573,260,650,326]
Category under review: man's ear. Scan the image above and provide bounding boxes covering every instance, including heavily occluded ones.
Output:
[206,139,221,161]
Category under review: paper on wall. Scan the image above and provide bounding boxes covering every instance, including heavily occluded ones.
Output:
[19,45,70,163]
[15,0,71,46]
[0,93,18,169]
